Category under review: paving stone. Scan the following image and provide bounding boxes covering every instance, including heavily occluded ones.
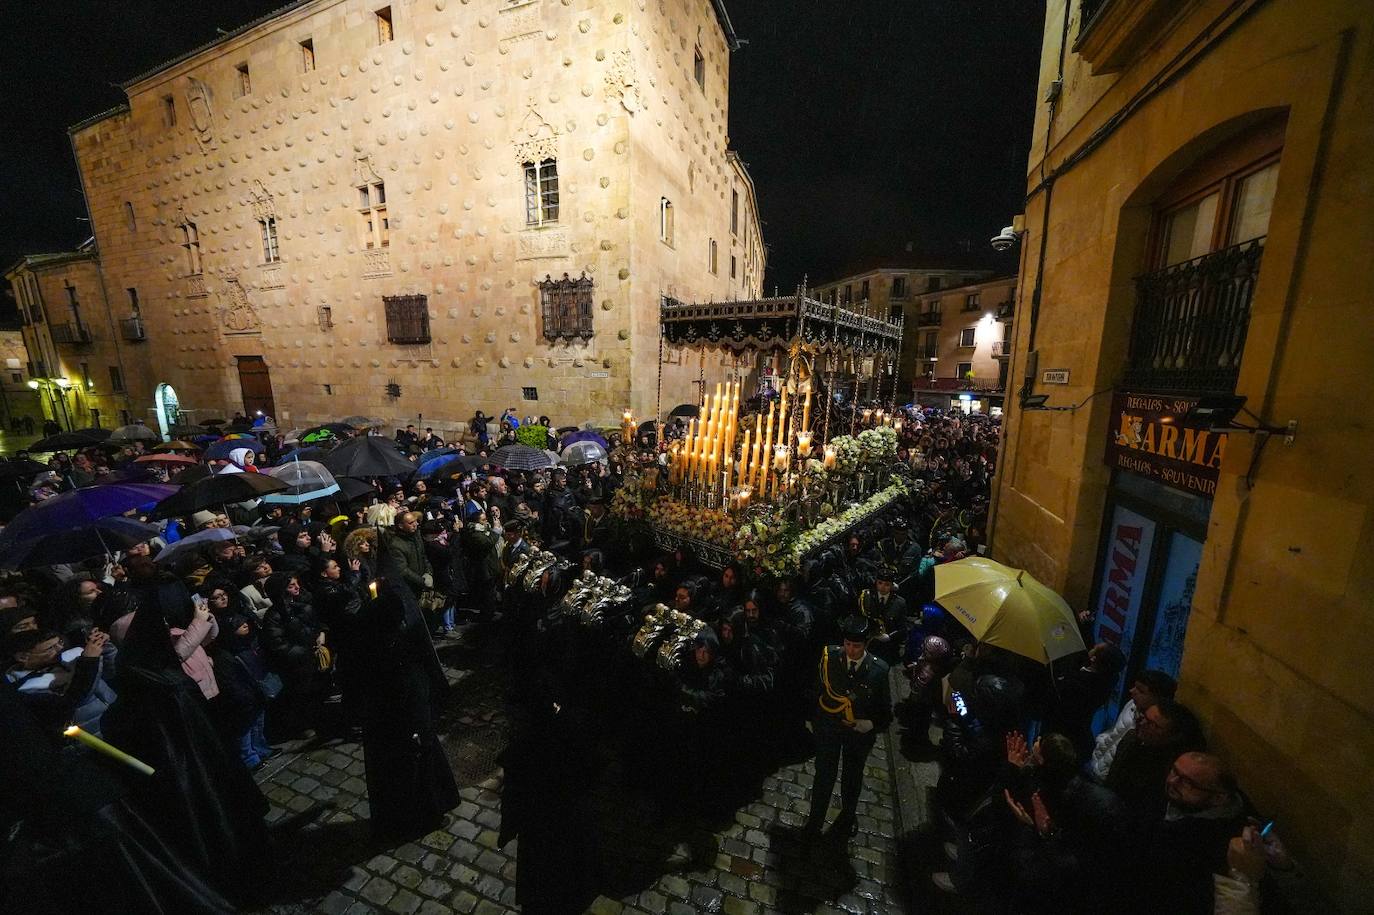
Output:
[343,866,371,891]
[718,871,748,896]
[474,874,504,901]
[636,889,668,913]
[660,875,691,899]
[394,843,426,864]
[391,865,422,889]
[344,902,379,915]
[722,897,760,915]
[690,885,724,911]
[360,877,397,906]
[320,890,357,914]
[417,901,453,915]
[367,855,399,876]
[748,883,777,906]
[447,890,479,913]
[421,830,456,852]
[449,819,480,840]
[386,889,423,914]
[472,900,505,915]
[417,877,452,899]
[475,829,500,849]
[587,896,624,914]
[474,850,505,873]
[667,904,697,915]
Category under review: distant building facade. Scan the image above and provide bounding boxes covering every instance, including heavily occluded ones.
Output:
[908,275,1015,413]
[54,0,763,436]
[5,243,140,431]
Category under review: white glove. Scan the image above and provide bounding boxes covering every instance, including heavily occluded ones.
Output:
[876,632,891,642]
[852,719,874,734]
[422,573,434,589]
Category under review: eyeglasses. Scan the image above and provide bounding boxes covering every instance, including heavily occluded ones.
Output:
[1169,765,1222,795]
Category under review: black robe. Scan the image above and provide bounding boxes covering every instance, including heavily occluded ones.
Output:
[99,604,269,900]
[0,680,234,915]
[358,559,458,839]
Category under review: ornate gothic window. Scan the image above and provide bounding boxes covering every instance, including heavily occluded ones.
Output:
[539,273,594,342]
[180,219,202,275]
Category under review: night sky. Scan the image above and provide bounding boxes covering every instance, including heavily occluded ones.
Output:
[0,1,1043,297]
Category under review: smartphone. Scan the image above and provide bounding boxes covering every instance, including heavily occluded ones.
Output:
[1260,820,1275,839]
[951,690,969,718]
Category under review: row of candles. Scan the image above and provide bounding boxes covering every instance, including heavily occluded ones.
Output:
[619,390,907,511]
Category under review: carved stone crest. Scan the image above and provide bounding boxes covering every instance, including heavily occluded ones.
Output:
[185,78,215,152]
[353,154,384,188]
[604,50,642,115]
[513,102,559,164]
[219,275,261,334]
[248,180,276,221]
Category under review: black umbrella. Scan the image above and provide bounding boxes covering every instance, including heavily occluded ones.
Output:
[28,430,109,452]
[150,472,287,520]
[322,436,415,478]
[668,403,701,418]
[201,418,227,427]
[0,458,48,481]
[172,464,213,485]
[338,477,378,501]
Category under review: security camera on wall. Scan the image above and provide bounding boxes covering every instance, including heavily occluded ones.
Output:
[990,226,1018,251]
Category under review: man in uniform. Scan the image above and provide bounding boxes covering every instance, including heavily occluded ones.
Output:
[806,615,892,840]
[857,566,909,666]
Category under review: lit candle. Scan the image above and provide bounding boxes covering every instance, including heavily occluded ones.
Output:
[797,430,813,457]
[64,725,156,776]
[759,401,776,494]
[773,445,789,472]
[894,418,904,433]
[862,408,873,424]
[823,444,837,470]
[750,412,763,490]
[777,386,789,458]
[738,428,751,486]
[802,386,812,434]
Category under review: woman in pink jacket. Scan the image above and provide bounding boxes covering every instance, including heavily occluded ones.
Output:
[111,599,220,700]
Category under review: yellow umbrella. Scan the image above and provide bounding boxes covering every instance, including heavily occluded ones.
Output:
[934,557,1086,664]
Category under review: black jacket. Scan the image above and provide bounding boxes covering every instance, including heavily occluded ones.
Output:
[813,646,891,735]
[260,594,321,677]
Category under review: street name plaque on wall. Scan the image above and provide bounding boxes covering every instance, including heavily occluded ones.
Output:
[1042,370,1070,384]
[1104,391,1228,499]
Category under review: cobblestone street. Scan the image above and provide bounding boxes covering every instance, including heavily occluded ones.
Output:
[248,628,915,915]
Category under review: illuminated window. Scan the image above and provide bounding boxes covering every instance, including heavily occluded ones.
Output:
[659,198,674,246]
[523,159,559,226]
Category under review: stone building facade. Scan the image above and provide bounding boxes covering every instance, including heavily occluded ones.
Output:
[5,246,142,431]
[66,0,764,435]
[908,275,1015,413]
[813,265,992,398]
[989,0,1374,904]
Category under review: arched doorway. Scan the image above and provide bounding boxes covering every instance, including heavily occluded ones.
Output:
[154,383,180,440]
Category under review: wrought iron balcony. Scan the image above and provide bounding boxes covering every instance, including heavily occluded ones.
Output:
[50,322,93,345]
[913,376,1005,394]
[917,312,942,327]
[120,317,146,342]
[996,301,1015,320]
[1124,239,1263,395]
[991,340,1012,358]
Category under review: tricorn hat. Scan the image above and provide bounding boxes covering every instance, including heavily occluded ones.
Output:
[839,614,870,642]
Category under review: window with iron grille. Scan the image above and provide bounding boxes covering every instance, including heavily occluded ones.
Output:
[539,272,594,341]
[181,221,202,275]
[523,159,559,226]
[383,294,430,344]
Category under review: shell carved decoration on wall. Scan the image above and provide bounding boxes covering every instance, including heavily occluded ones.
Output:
[604,50,642,115]
[185,78,216,153]
[512,101,559,164]
[218,275,262,334]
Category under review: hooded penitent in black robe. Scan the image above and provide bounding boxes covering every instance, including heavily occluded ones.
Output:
[358,556,458,839]
[498,674,599,915]
[100,603,269,901]
[0,680,234,915]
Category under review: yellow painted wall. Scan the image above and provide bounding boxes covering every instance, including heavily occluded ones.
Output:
[990,0,1374,906]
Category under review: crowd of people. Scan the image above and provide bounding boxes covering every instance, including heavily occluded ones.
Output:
[0,401,1304,914]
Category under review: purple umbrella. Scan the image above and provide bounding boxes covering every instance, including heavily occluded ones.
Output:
[0,483,177,553]
[1,516,162,571]
[559,429,610,450]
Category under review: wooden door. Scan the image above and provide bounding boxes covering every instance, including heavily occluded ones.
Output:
[236,356,277,419]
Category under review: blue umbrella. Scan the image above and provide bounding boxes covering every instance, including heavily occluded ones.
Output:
[1,516,163,571]
[416,447,460,472]
[560,429,610,450]
[153,527,238,565]
[205,438,264,461]
[0,483,178,553]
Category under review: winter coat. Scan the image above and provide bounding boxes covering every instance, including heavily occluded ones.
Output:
[383,528,431,594]
[259,595,322,679]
